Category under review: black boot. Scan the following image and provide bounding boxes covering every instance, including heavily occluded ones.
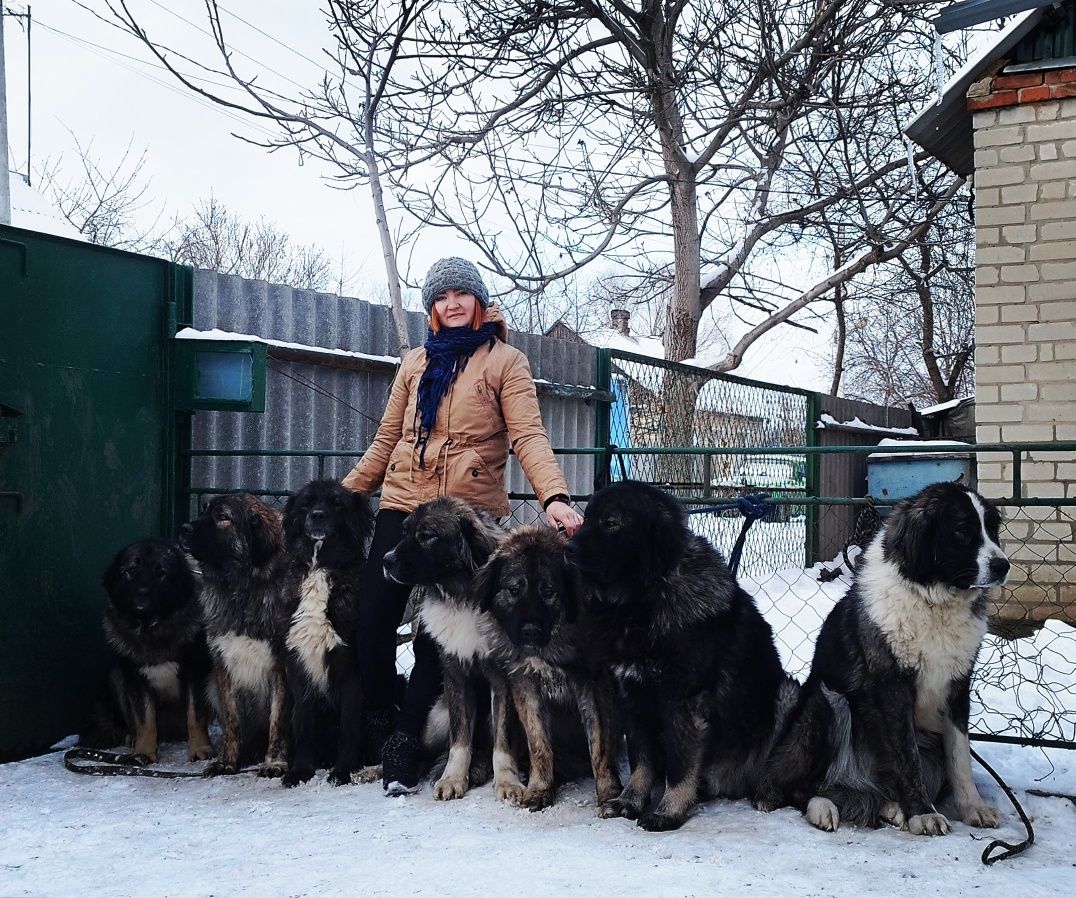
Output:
[362,708,396,767]
[380,730,422,795]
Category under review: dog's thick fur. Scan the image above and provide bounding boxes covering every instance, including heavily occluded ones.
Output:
[279,479,374,787]
[754,481,1008,836]
[475,525,622,810]
[566,481,799,831]
[94,537,214,763]
[180,494,290,777]
[382,497,520,800]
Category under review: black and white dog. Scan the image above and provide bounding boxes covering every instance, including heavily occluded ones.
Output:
[279,479,374,787]
[754,481,1009,835]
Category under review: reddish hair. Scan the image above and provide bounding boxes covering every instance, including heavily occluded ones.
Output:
[429,303,484,333]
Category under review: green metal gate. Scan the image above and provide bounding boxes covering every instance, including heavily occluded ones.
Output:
[0,225,192,760]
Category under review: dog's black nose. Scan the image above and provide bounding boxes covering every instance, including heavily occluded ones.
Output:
[563,540,579,565]
[308,508,326,523]
[989,556,1010,581]
[520,623,543,645]
[180,523,193,537]
[178,523,193,548]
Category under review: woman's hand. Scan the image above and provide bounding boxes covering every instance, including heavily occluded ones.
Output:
[545,500,583,537]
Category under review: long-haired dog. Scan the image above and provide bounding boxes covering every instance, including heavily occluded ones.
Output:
[93,537,213,763]
[180,494,289,777]
[382,497,521,800]
[754,481,1008,835]
[279,479,374,787]
[566,481,799,831]
[475,526,622,811]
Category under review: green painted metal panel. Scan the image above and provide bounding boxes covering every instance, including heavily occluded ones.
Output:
[1014,0,1076,63]
[0,225,188,760]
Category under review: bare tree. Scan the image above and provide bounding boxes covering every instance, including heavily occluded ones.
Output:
[377,2,968,367]
[153,197,333,290]
[93,0,441,354]
[841,206,975,406]
[35,132,154,250]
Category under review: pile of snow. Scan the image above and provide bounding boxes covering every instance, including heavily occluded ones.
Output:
[816,413,918,435]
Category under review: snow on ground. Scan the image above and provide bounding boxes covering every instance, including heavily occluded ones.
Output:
[1,738,1074,897]
[3,555,1076,896]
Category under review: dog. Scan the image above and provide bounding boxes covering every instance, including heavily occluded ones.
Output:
[382,497,521,800]
[278,479,374,787]
[475,525,622,810]
[93,537,214,763]
[565,480,800,831]
[179,494,290,777]
[754,481,1008,836]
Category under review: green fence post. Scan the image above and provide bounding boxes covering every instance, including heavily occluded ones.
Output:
[164,263,195,537]
[805,391,822,567]
[595,348,612,486]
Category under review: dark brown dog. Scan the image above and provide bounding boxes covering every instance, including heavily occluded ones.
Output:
[95,537,214,763]
[180,494,290,777]
[382,497,521,800]
[280,479,374,787]
[475,525,622,810]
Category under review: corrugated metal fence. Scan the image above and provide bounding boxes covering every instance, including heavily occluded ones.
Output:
[189,272,599,515]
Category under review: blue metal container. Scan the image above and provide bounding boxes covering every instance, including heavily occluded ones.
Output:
[866,448,974,512]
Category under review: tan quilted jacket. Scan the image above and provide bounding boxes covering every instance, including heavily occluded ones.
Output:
[341,308,568,517]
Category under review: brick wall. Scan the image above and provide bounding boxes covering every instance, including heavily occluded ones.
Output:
[970,70,1076,623]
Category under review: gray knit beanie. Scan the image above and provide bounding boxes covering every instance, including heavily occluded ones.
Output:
[421,257,490,313]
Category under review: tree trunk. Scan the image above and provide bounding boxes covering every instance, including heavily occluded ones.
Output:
[830,293,846,398]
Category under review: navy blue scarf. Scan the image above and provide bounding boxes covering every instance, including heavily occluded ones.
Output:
[414,323,499,468]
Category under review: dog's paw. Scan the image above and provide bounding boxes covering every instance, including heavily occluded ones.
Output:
[433,773,468,801]
[907,812,952,836]
[880,801,906,829]
[752,786,783,814]
[595,776,623,805]
[958,803,1001,828]
[353,764,382,784]
[281,768,314,788]
[522,785,555,812]
[258,760,288,779]
[468,758,493,787]
[599,796,643,820]
[493,777,526,804]
[187,743,214,763]
[203,760,239,777]
[327,768,354,787]
[638,811,686,832]
[806,796,840,832]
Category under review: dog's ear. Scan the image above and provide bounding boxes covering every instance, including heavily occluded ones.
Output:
[473,554,504,613]
[561,563,581,623]
[101,550,124,594]
[350,489,375,543]
[648,490,687,577]
[248,503,282,568]
[883,496,937,584]
[281,491,303,544]
[459,510,499,571]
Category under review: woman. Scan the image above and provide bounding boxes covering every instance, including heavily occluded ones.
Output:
[342,256,582,791]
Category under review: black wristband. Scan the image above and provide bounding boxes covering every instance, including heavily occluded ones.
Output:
[543,493,570,510]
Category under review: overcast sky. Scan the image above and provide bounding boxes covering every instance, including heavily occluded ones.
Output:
[3,0,851,390]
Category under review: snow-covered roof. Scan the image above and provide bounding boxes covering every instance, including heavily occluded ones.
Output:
[816,413,919,435]
[582,326,665,360]
[175,326,401,365]
[919,396,973,416]
[904,9,1047,175]
[7,172,83,240]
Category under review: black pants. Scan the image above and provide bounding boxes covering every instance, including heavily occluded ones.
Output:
[357,509,443,737]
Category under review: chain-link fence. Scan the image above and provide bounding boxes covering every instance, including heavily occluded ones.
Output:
[186,438,1076,750]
